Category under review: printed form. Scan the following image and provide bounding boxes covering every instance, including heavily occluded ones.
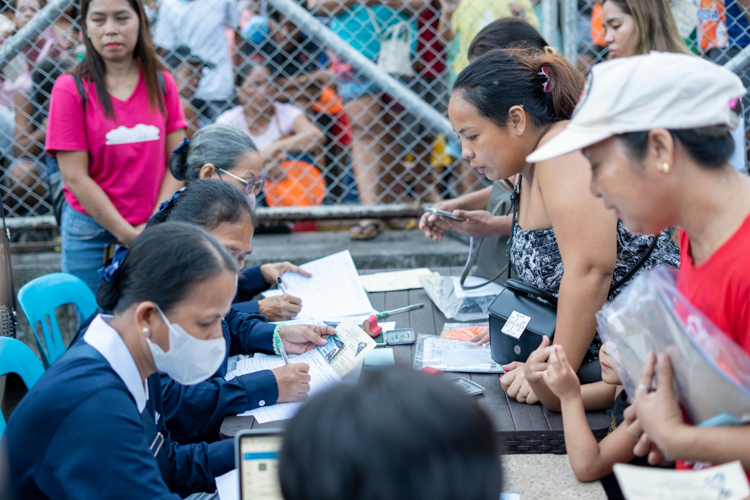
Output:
[227,350,339,423]
[274,250,376,322]
[226,319,376,423]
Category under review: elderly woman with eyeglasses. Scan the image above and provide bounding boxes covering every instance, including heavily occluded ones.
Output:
[169,123,310,321]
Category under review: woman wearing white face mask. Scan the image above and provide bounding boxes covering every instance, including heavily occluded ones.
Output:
[168,123,311,322]
[4,223,240,499]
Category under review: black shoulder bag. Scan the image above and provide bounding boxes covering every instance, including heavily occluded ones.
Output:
[487,179,660,365]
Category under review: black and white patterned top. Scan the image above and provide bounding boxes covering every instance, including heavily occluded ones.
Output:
[508,220,680,359]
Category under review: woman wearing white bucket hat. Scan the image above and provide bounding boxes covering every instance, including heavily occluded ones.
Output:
[450,48,679,406]
[529,51,750,476]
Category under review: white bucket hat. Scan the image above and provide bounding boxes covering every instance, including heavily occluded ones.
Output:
[527,51,747,163]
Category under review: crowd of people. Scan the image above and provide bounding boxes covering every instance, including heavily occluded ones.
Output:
[0,0,749,498]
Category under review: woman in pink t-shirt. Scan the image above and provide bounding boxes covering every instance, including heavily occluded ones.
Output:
[46,0,186,291]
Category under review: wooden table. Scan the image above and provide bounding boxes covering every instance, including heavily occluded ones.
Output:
[221,266,611,453]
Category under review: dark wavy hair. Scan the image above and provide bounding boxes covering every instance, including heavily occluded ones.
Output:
[76,0,164,120]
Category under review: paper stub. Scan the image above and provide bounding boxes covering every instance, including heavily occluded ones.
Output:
[318,333,345,362]
[614,461,750,500]
[501,311,532,339]
[327,318,377,378]
[359,268,439,292]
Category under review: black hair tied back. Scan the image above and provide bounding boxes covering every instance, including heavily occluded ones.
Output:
[169,138,192,181]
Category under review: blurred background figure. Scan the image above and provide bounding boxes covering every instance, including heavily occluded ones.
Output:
[154,0,241,122]
[162,45,212,138]
[216,63,324,176]
[279,367,503,500]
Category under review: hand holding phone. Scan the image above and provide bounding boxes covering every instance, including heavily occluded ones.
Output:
[423,207,467,221]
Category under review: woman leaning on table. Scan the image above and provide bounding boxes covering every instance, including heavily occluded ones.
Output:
[448,48,679,406]
[45,0,186,292]
[528,53,750,476]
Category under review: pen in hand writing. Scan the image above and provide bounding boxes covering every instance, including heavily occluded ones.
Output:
[275,334,290,365]
[277,276,286,294]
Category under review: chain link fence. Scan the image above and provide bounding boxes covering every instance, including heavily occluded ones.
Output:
[1,0,749,227]
[571,0,750,169]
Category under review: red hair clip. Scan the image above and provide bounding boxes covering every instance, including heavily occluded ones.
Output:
[538,66,555,93]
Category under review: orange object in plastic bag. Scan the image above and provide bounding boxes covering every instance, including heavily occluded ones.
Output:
[441,326,487,342]
[591,3,606,47]
[264,160,325,207]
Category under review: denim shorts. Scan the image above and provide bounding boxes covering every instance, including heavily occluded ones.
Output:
[60,202,117,293]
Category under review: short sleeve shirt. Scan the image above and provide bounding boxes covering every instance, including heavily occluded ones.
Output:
[153,0,240,101]
[45,70,187,225]
[215,102,304,150]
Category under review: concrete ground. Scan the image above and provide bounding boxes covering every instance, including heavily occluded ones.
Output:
[503,455,606,499]
[10,229,469,356]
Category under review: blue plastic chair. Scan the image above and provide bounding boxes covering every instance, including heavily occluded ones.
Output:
[0,337,45,434]
[17,273,97,368]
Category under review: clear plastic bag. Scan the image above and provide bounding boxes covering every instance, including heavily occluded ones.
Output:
[413,334,504,373]
[420,276,500,322]
[596,266,750,427]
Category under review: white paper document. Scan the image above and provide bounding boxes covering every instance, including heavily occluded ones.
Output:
[215,469,238,500]
[227,350,340,423]
[226,319,375,423]
[451,276,504,299]
[324,318,377,378]
[274,250,376,322]
[359,268,439,292]
[614,461,750,500]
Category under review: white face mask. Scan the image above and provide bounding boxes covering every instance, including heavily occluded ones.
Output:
[146,307,227,385]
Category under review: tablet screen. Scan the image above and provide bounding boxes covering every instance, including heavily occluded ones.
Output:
[239,434,284,500]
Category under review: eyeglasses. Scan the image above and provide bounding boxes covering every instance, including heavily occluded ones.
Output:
[217,168,265,195]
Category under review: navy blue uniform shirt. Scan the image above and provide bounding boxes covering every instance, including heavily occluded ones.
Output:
[160,308,278,444]
[4,316,234,499]
[69,305,279,446]
[232,264,271,315]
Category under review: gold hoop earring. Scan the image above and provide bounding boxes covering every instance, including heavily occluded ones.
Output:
[659,162,671,173]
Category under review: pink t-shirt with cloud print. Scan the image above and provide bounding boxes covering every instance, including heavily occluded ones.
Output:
[46,70,187,225]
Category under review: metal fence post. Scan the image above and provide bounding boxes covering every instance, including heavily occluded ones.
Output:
[266,0,454,139]
[724,45,750,75]
[561,0,578,65]
[541,0,559,50]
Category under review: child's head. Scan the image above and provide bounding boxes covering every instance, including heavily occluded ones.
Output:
[598,343,622,386]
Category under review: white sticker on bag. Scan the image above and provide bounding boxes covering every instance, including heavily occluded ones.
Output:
[501,311,532,339]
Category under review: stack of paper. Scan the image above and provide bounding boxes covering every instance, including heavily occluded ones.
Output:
[226,318,376,423]
[359,268,440,292]
[263,250,376,323]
